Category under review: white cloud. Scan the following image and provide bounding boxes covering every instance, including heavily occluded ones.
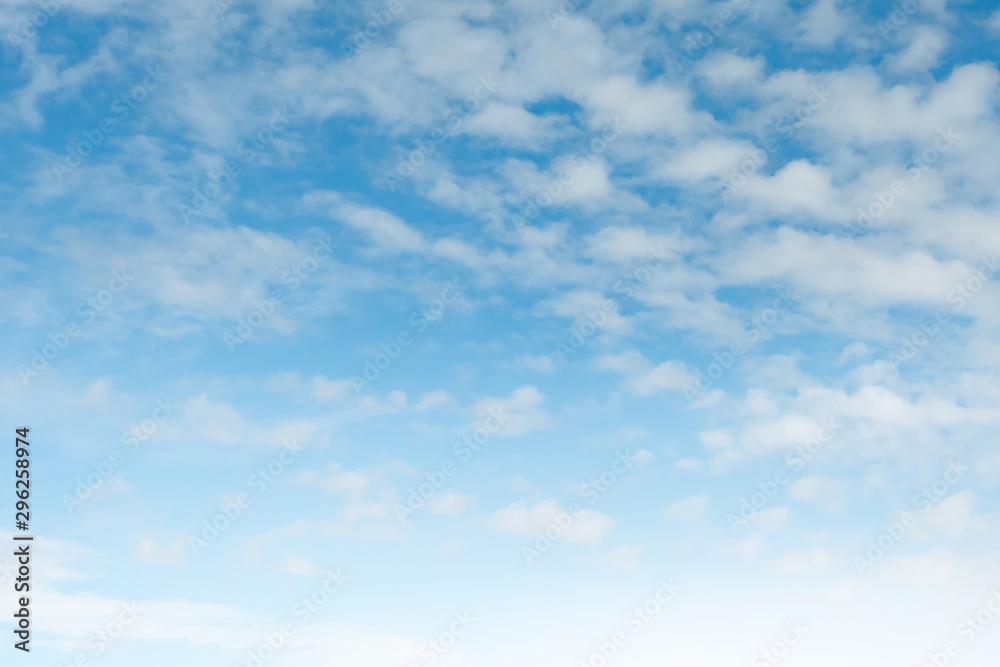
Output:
[135,537,187,566]
[838,341,870,364]
[657,140,751,182]
[717,532,765,556]
[663,494,708,521]
[675,457,704,470]
[925,490,984,539]
[809,64,999,144]
[632,448,655,466]
[599,545,641,571]
[581,75,709,137]
[797,0,850,47]
[749,507,791,531]
[595,350,699,396]
[888,27,948,73]
[306,191,425,252]
[414,390,452,411]
[488,498,613,544]
[516,354,556,373]
[471,385,551,435]
[313,375,353,401]
[698,53,766,90]
[462,102,568,142]
[789,476,847,511]
[173,393,317,447]
[989,9,1000,33]
[426,493,476,515]
[736,160,839,218]
[278,555,325,576]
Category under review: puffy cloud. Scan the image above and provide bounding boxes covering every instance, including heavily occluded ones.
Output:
[789,476,848,512]
[471,385,552,436]
[595,351,699,396]
[663,494,709,521]
[426,493,476,516]
[488,498,613,545]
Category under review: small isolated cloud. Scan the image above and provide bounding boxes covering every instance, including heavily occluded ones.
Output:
[516,354,556,373]
[488,498,613,545]
[471,385,551,436]
[278,556,324,576]
[632,449,655,466]
[358,390,409,415]
[663,494,709,522]
[675,457,704,471]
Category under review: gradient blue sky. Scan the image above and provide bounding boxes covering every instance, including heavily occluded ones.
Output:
[2,0,1000,665]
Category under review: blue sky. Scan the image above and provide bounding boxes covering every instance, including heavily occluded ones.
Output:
[2,0,1000,665]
